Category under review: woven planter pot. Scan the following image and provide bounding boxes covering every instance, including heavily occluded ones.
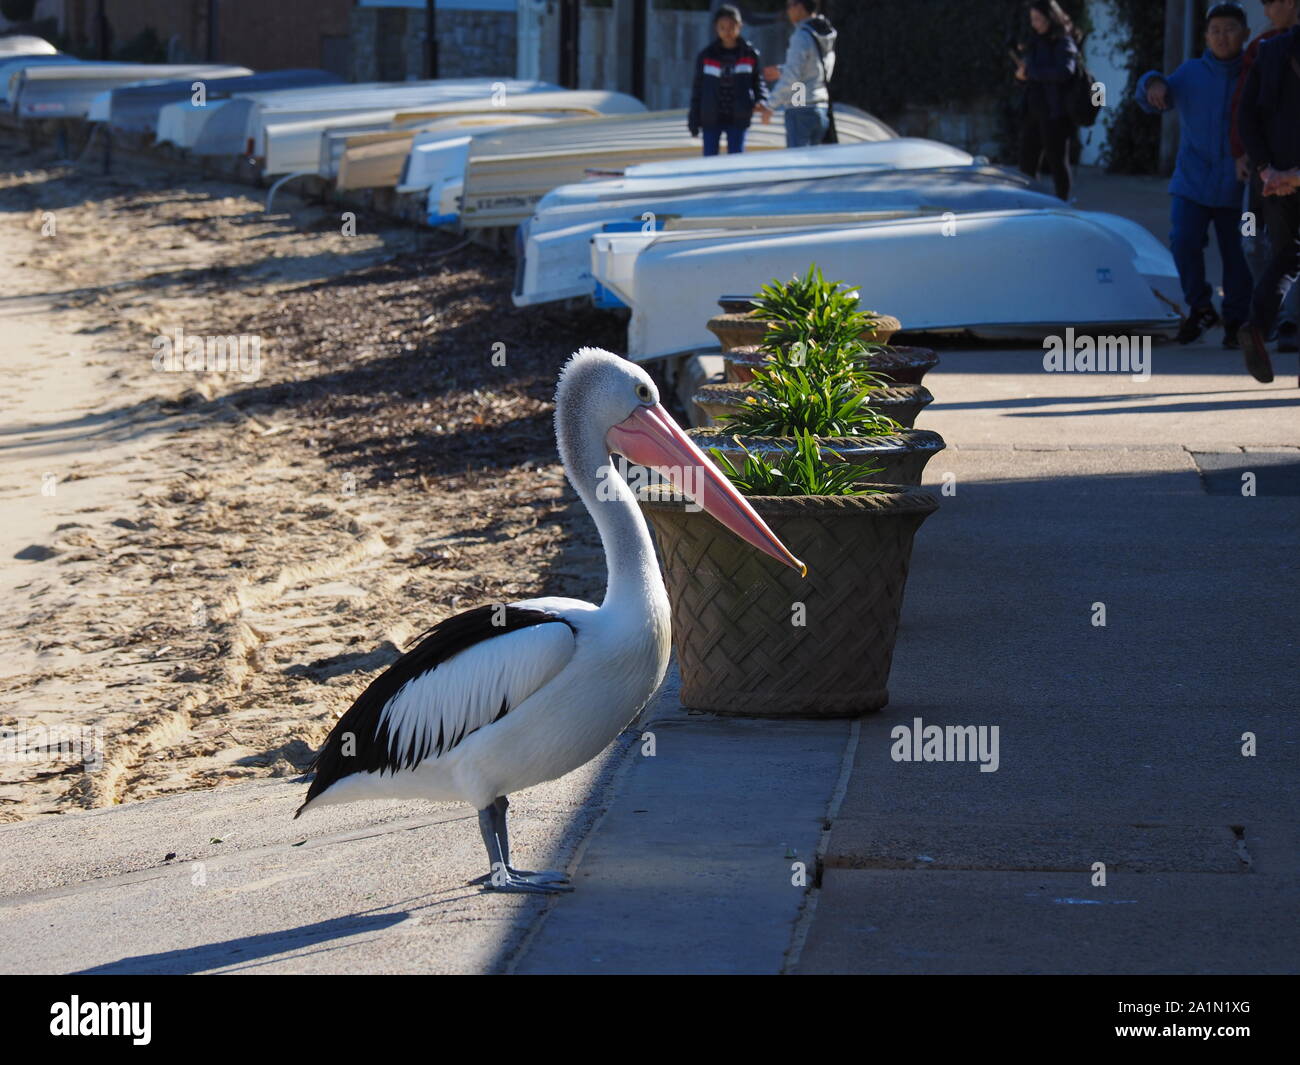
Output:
[706,312,903,354]
[689,428,945,487]
[641,488,939,716]
[724,344,939,386]
[693,381,934,430]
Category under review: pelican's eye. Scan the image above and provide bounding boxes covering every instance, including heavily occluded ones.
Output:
[635,382,654,403]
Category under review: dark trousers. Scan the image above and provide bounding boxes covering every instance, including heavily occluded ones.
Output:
[702,125,747,156]
[1169,195,1253,323]
[1244,178,1299,328]
[1018,113,1073,201]
[1250,190,1300,336]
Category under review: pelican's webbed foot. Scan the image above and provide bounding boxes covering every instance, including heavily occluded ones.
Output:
[475,866,573,894]
[474,803,572,893]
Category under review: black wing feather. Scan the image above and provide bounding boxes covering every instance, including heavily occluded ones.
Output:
[295,605,573,816]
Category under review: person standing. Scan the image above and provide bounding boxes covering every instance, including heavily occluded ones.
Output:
[1232,0,1299,354]
[1137,3,1252,347]
[688,5,768,157]
[760,0,836,149]
[1237,23,1300,383]
[1014,0,1081,202]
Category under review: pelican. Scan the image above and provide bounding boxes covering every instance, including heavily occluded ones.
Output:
[296,348,804,892]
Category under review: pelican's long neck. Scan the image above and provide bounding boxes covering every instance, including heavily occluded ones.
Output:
[557,406,665,614]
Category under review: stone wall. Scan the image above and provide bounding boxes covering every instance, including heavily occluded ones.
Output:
[578,8,619,95]
[215,0,353,74]
[350,6,516,83]
[440,11,516,79]
[887,101,1006,161]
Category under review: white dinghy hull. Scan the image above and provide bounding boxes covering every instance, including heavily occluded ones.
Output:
[185,78,558,157]
[515,160,1053,307]
[590,209,1181,360]
[12,63,250,119]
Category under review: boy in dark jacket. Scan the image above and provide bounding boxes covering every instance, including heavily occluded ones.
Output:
[689,5,767,156]
[1137,3,1251,347]
[1237,23,1300,382]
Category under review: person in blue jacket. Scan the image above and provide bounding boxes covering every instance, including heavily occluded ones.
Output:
[1138,3,1252,347]
[688,5,768,157]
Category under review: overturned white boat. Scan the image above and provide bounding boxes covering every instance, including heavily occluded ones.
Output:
[277,88,646,181]
[86,67,255,127]
[515,144,1046,306]
[105,69,343,136]
[419,104,897,229]
[0,35,57,58]
[10,63,250,119]
[589,208,1181,360]
[0,54,79,105]
[179,77,559,157]
[322,90,646,187]
[532,137,969,211]
[185,78,560,165]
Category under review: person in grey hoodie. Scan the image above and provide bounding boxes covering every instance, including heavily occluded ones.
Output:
[761,0,836,148]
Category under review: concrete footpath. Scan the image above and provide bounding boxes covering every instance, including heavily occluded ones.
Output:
[793,167,1298,976]
[794,335,1299,974]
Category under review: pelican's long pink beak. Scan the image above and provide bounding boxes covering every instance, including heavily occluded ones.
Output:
[607,403,806,576]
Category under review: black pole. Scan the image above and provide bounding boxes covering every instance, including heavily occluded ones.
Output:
[559,0,580,89]
[426,0,439,79]
[631,0,647,103]
[206,0,217,62]
[96,0,107,59]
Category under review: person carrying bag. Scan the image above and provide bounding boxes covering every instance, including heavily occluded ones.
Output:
[761,0,837,148]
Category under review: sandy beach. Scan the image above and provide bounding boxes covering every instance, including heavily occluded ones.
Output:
[0,136,616,822]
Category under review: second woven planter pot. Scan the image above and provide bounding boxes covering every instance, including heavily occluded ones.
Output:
[641,489,939,717]
[707,312,903,353]
[693,381,935,430]
[688,428,946,487]
[724,344,940,386]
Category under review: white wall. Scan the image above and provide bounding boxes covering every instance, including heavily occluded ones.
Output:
[1079,0,1126,165]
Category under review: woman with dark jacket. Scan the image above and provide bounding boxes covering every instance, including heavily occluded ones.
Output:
[689,5,768,156]
[1015,0,1081,201]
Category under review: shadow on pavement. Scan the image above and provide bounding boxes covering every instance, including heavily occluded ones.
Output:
[74,911,411,974]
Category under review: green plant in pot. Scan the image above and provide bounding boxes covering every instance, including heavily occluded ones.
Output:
[690,334,946,488]
[702,334,933,429]
[710,266,938,385]
[754,267,882,347]
[639,432,938,717]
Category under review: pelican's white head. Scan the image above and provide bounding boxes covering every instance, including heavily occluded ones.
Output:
[555,348,805,575]
[556,347,661,440]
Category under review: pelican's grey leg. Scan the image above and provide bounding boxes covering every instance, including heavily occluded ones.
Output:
[473,802,570,894]
[496,795,571,886]
[469,806,507,885]
[494,795,513,867]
